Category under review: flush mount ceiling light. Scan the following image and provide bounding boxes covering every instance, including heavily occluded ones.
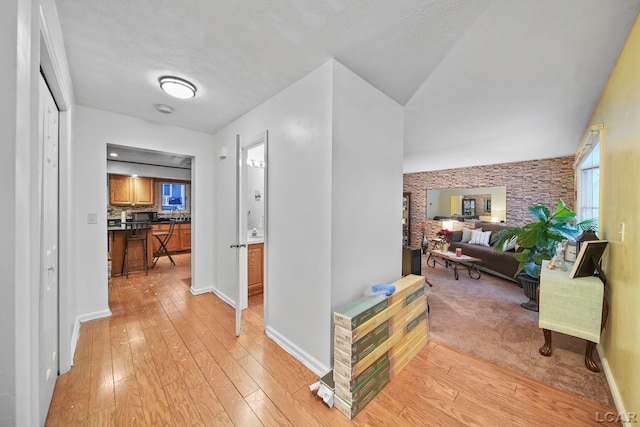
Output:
[159,76,197,99]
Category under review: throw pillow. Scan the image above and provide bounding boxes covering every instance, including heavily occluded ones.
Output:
[450,230,463,242]
[470,229,492,246]
[503,236,517,252]
[461,228,473,243]
[469,228,483,244]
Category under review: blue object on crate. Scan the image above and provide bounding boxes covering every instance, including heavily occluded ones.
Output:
[371,284,395,296]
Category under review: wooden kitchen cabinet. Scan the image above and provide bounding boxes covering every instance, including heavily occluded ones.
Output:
[108,228,153,277]
[179,224,191,251]
[133,177,154,205]
[150,223,190,255]
[109,175,133,205]
[109,175,154,206]
[247,243,264,296]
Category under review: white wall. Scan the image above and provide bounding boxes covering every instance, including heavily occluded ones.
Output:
[70,106,216,323]
[2,1,34,424]
[330,61,404,317]
[213,61,334,372]
[212,59,404,373]
[2,0,52,424]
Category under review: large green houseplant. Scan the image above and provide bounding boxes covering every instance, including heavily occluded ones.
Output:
[494,199,595,310]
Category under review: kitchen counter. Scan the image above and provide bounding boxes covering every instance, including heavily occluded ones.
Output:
[108,222,191,277]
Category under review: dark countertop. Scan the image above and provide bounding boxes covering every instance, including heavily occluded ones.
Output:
[108,220,190,232]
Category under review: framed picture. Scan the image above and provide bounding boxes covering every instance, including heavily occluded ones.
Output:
[564,241,577,262]
[569,240,608,279]
[462,198,475,216]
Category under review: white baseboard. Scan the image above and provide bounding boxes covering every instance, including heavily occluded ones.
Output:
[265,325,330,377]
[190,285,215,296]
[69,319,81,368]
[77,308,112,323]
[69,309,111,367]
[597,344,632,425]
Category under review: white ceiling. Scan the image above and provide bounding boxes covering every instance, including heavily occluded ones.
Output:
[55,0,640,171]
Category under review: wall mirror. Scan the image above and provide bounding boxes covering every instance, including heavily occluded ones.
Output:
[426,186,507,222]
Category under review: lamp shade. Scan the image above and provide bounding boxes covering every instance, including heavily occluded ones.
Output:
[442,220,455,231]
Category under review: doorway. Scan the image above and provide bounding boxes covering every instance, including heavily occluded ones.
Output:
[235,131,268,335]
[105,145,195,294]
[245,144,265,325]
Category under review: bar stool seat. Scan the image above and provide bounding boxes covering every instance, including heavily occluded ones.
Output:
[122,221,149,278]
[152,220,176,268]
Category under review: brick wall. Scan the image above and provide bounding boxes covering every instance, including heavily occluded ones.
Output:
[403,156,575,247]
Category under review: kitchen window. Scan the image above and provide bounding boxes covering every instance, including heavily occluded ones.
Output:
[159,181,189,212]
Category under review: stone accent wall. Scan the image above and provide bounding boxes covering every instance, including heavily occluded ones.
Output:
[403,156,575,247]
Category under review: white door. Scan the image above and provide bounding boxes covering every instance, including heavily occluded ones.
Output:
[235,131,268,336]
[233,136,244,336]
[39,73,59,423]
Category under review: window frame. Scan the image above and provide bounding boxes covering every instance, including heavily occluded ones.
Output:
[576,137,600,223]
[156,179,191,214]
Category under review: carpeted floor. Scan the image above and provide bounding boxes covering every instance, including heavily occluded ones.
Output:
[422,253,616,409]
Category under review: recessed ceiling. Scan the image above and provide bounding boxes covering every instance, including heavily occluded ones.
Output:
[57,0,640,171]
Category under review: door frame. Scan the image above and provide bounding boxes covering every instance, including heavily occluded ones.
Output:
[40,10,73,375]
[236,131,268,335]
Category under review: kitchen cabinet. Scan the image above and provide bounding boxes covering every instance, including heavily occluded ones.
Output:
[248,243,264,296]
[109,222,191,276]
[133,177,154,205]
[109,175,155,206]
[150,222,191,255]
[179,224,191,251]
[108,228,153,277]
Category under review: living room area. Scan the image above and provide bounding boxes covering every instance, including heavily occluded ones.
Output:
[403,136,635,415]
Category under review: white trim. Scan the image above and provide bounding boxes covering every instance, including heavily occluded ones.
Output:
[265,325,330,377]
[597,344,632,425]
[573,124,604,169]
[191,286,238,310]
[39,4,72,109]
[39,0,76,376]
[76,309,112,324]
[69,319,81,366]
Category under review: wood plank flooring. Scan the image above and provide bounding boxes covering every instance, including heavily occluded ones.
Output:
[45,254,617,426]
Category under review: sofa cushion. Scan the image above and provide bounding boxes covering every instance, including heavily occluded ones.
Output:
[451,230,463,242]
[470,229,491,246]
[461,228,473,243]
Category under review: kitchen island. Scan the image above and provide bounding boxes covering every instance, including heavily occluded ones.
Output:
[108,221,191,277]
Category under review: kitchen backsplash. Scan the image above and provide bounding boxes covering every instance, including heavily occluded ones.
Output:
[107,205,184,220]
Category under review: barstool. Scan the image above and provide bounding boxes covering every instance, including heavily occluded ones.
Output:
[152,220,176,268]
[122,221,149,278]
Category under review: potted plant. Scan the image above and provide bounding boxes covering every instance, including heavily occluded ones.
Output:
[436,229,454,252]
[493,199,596,311]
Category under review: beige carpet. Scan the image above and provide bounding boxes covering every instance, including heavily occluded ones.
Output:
[422,254,616,409]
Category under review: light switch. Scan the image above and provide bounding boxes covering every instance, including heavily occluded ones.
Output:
[87,213,98,224]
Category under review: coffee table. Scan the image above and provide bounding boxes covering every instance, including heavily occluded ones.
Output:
[426,249,483,280]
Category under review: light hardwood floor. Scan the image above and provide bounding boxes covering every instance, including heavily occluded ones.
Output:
[45,253,617,426]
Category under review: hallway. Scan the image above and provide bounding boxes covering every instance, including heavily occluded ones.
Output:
[45,254,614,426]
